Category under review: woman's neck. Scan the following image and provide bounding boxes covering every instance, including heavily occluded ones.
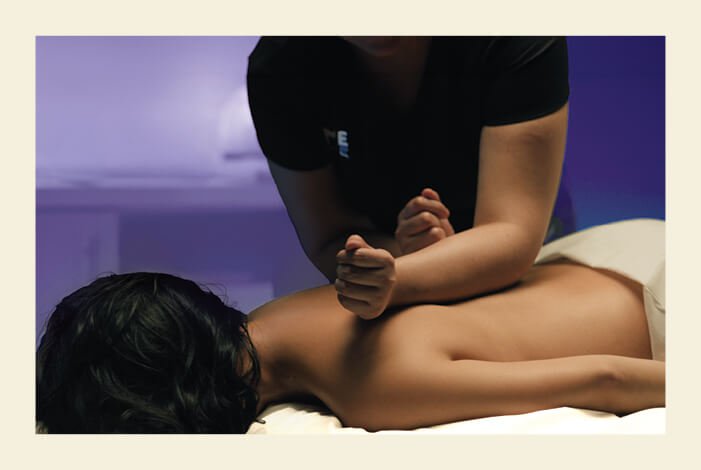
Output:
[247,319,308,414]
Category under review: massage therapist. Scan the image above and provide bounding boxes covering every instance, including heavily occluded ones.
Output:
[247,36,570,319]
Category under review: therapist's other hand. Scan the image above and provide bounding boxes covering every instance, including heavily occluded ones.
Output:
[335,235,396,320]
[395,188,455,255]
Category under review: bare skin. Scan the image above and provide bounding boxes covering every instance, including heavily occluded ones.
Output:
[247,260,664,431]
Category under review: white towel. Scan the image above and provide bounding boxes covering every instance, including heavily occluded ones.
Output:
[535,218,665,360]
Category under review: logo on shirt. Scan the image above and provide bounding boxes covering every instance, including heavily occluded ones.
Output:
[337,130,349,158]
[323,128,350,159]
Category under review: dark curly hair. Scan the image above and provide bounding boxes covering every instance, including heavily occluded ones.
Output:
[36,272,260,433]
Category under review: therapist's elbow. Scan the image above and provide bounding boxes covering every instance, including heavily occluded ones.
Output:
[495,259,531,291]
[499,232,542,286]
[509,257,536,286]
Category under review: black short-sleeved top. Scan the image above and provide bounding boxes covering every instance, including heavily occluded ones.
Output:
[247,37,569,234]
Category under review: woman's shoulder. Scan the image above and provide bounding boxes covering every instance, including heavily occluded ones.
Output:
[248,284,339,321]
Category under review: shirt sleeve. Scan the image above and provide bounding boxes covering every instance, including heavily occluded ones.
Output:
[480,37,569,126]
[246,37,330,171]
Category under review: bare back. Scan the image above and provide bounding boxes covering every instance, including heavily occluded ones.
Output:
[249,261,652,425]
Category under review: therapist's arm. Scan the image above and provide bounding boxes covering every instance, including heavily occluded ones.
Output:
[268,160,400,282]
[390,103,569,306]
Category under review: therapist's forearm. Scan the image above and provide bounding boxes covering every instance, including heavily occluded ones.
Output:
[391,222,541,306]
[313,231,401,282]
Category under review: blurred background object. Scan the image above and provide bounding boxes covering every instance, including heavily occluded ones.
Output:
[36,36,664,341]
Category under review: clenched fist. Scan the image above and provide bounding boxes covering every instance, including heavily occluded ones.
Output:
[395,188,455,255]
[335,234,396,320]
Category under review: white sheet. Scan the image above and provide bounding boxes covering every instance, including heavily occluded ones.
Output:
[248,404,665,434]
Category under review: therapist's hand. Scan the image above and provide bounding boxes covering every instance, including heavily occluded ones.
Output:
[335,235,396,320]
[395,188,455,255]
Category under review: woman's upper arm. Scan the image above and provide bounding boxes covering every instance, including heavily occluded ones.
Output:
[350,354,610,430]
[421,356,612,423]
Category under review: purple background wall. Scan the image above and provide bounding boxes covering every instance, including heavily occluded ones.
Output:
[565,37,664,228]
[36,36,665,339]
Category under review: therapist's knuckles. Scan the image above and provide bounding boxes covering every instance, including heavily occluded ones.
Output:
[403,194,450,219]
[403,211,442,234]
[396,217,445,242]
[338,295,393,320]
[397,192,451,233]
[396,189,455,254]
[335,246,395,314]
[399,226,448,254]
[424,226,446,247]
[337,262,396,286]
[337,264,377,284]
[440,217,455,236]
[337,249,395,270]
[337,280,386,302]
[337,294,379,320]
[423,189,454,235]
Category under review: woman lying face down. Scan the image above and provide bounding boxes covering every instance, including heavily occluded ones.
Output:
[36,259,664,433]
